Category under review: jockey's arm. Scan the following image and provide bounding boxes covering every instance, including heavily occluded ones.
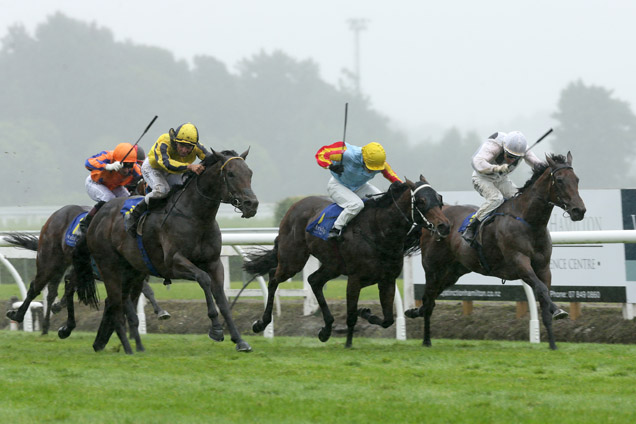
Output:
[315,142,346,168]
[523,150,543,169]
[472,140,500,174]
[381,163,402,183]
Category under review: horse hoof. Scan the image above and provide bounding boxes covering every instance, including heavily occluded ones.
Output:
[404,308,420,319]
[58,327,72,339]
[553,309,568,320]
[318,328,331,343]
[6,310,20,322]
[157,310,171,320]
[93,343,105,352]
[208,327,225,342]
[51,303,62,314]
[252,320,265,333]
[357,308,371,319]
[236,341,252,353]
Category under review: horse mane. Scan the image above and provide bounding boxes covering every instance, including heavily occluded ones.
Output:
[517,153,567,194]
[361,181,421,256]
[363,181,410,209]
[165,150,241,196]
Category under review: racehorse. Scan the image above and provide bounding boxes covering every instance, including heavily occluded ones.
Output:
[4,205,169,347]
[243,176,451,348]
[72,149,258,354]
[404,152,586,350]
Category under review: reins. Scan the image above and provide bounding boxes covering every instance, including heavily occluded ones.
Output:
[163,155,245,224]
[548,164,574,216]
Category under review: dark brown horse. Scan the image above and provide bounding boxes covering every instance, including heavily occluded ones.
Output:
[243,176,451,348]
[5,205,169,345]
[72,149,258,354]
[405,152,586,350]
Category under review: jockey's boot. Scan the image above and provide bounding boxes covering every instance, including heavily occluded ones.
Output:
[462,218,481,244]
[79,201,105,238]
[125,199,148,238]
[327,227,342,241]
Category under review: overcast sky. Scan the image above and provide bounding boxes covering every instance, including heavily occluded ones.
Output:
[1,0,635,137]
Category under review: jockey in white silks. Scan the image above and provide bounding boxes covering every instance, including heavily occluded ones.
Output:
[462,131,544,243]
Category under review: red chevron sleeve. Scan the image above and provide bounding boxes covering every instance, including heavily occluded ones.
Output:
[315,141,346,168]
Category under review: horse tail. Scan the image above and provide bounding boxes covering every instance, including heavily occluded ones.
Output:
[72,238,100,310]
[3,233,39,251]
[243,237,279,276]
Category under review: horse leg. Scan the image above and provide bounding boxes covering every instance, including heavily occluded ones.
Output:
[124,296,145,353]
[358,281,396,330]
[345,276,362,348]
[141,277,170,320]
[6,282,40,323]
[307,266,340,343]
[93,297,115,351]
[205,258,253,352]
[42,280,61,335]
[518,260,563,350]
[252,270,281,334]
[57,273,77,339]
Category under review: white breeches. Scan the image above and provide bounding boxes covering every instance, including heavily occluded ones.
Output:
[85,175,129,203]
[141,158,185,202]
[472,175,517,221]
[327,176,381,230]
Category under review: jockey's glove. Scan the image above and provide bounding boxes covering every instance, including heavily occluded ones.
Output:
[329,163,344,175]
[492,164,509,175]
[105,161,123,172]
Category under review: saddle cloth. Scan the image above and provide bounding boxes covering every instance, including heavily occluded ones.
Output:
[121,197,145,218]
[64,212,88,247]
[306,203,344,240]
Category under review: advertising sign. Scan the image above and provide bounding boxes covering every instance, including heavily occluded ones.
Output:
[412,189,636,303]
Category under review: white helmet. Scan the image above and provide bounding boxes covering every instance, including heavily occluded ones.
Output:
[503,131,527,157]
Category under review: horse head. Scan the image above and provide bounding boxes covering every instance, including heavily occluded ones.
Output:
[545,151,586,221]
[203,148,259,218]
[406,175,451,239]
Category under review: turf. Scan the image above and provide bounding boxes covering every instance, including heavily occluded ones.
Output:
[1,332,635,423]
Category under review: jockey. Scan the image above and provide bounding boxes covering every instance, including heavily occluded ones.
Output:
[315,141,401,240]
[462,131,544,243]
[125,122,209,237]
[81,143,142,233]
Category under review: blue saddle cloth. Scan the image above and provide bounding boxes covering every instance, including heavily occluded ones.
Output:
[458,213,477,233]
[121,197,145,217]
[64,212,88,247]
[306,203,344,240]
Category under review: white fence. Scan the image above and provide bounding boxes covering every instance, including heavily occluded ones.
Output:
[3,229,636,342]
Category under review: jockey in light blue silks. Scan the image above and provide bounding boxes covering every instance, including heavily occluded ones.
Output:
[315,141,401,240]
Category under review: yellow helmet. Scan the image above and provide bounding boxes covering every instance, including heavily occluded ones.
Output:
[361,142,386,171]
[170,122,199,146]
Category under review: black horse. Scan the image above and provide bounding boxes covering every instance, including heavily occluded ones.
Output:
[244,177,451,348]
[72,149,258,354]
[4,207,169,345]
[405,153,586,350]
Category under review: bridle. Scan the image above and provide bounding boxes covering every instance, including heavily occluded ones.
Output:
[195,156,246,209]
[390,182,442,236]
[547,163,574,217]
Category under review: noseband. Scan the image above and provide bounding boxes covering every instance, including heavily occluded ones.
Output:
[548,164,574,216]
[390,183,441,235]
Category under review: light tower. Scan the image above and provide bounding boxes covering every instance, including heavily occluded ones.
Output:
[347,18,369,94]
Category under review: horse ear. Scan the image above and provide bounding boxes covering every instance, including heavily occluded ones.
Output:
[169,128,176,141]
[567,151,573,165]
[405,178,415,190]
[419,175,429,184]
[545,153,556,168]
[240,146,250,160]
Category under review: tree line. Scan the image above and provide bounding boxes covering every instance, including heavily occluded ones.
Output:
[1,13,635,207]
